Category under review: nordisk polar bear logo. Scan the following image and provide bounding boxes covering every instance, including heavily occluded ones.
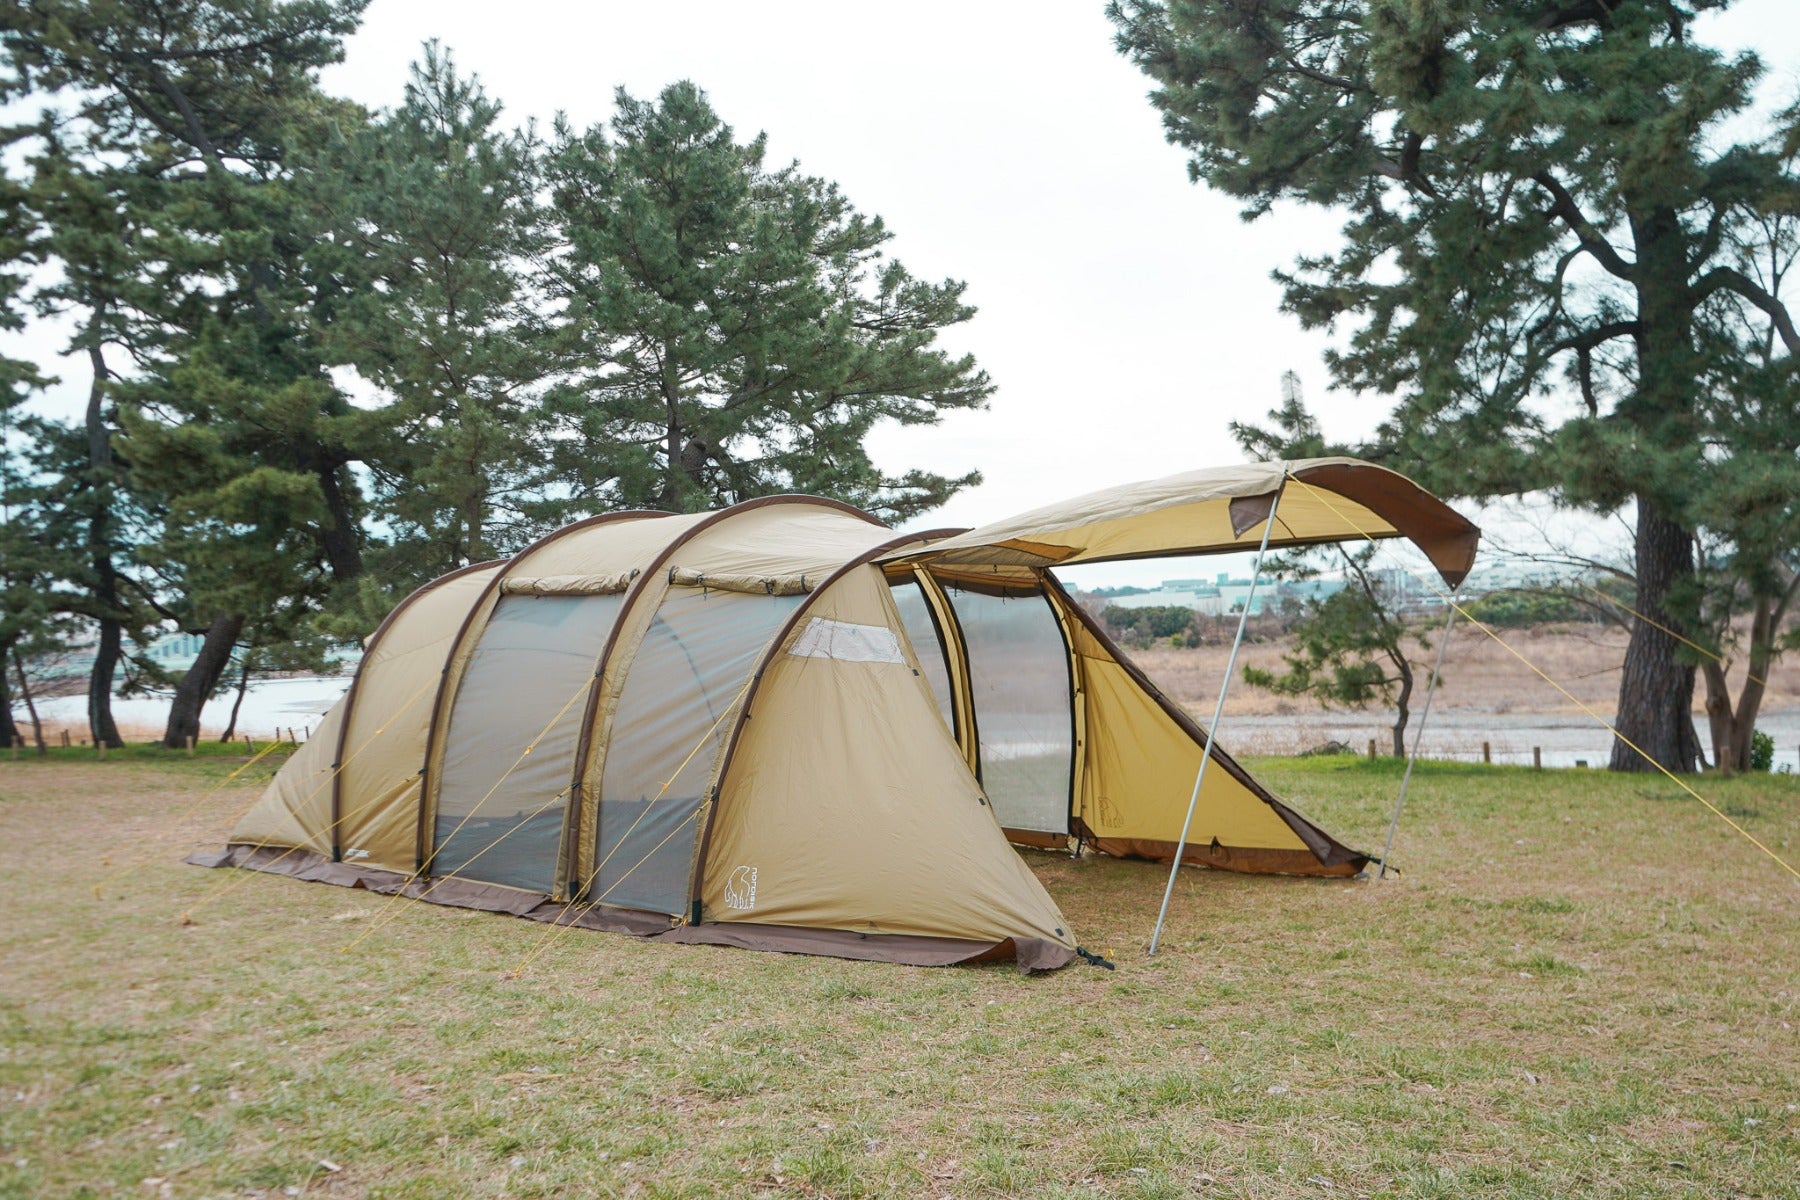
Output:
[724,865,758,911]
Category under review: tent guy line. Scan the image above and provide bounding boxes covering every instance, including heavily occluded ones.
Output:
[338,673,600,953]
[171,679,443,923]
[507,674,760,978]
[91,736,288,902]
[1285,477,1800,886]
[1577,579,1774,692]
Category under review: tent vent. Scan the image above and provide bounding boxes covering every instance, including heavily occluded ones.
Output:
[788,618,905,664]
[668,567,812,595]
[498,571,636,596]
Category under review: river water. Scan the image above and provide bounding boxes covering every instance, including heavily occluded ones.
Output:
[26,675,1800,773]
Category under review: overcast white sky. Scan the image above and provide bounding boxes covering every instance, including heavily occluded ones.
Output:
[12,1,1800,587]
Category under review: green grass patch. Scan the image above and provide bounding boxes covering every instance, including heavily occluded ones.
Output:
[0,755,1795,1198]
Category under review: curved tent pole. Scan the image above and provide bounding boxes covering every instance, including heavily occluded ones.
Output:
[1374,594,1457,880]
[1148,480,1285,956]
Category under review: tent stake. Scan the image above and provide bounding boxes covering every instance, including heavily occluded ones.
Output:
[1148,484,1284,955]
[1373,597,1457,880]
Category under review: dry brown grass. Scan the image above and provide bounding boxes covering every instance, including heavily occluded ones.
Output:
[1134,622,1799,719]
[2,753,1797,1198]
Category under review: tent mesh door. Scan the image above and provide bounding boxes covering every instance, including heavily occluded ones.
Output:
[594,587,805,915]
[944,586,1075,835]
[432,593,623,892]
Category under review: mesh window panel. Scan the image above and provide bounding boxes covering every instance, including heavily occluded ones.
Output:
[594,588,805,915]
[433,593,623,892]
[889,580,956,733]
[946,586,1074,834]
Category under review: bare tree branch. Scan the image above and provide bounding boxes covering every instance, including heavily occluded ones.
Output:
[1532,170,1636,280]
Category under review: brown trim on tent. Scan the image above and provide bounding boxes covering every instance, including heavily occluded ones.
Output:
[659,923,1074,972]
[564,496,895,902]
[191,845,678,932]
[1041,575,1092,844]
[187,846,1071,971]
[413,511,667,872]
[329,559,504,863]
[1056,592,1372,870]
[1071,827,1365,877]
[1289,461,1481,588]
[688,529,960,917]
[1001,828,1070,850]
[1228,490,1280,538]
[917,568,1045,599]
[913,567,981,777]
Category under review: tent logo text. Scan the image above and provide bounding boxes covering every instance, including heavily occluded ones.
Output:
[725,865,758,911]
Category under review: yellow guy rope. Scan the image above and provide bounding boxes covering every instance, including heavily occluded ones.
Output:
[338,673,600,953]
[171,679,441,919]
[508,805,709,979]
[1575,580,1772,691]
[1286,476,1800,884]
[92,736,290,899]
[506,672,759,978]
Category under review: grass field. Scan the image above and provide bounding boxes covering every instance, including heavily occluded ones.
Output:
[2,752,1796,1199]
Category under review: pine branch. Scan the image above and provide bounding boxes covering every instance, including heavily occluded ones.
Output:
[1531,170,1635,281]
[1689,266,1800,353]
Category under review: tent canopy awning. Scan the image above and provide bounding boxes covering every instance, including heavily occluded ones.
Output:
[884,458,1480,587]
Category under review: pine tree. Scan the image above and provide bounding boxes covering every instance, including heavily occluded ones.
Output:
[0,142,53,751]
[1110,0,1800,772]
[4,0,372,746]
[542,82,993,521]
[307,44,550,604]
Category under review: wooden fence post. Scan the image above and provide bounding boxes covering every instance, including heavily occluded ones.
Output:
[186,735,196,757]
[1367,738,1377,762]
[1532,746,1542,770]
[1482,741,1492,764]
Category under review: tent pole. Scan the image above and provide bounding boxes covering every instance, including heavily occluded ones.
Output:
[1148,484,1284,955]
[1374,594,1457,880]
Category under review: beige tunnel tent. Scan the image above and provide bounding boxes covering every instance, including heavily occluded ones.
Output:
[193,458,1479,971]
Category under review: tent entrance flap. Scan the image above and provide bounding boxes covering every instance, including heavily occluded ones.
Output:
[944,585,1074,837]
[432,592,623,892]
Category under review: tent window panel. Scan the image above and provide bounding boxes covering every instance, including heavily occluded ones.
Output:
[889,580,956,734]
[946,586,1074,835]
[433,593,623,893]
[595,588,805,915]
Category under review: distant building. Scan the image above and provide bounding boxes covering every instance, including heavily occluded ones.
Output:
[1101,575,1348,617]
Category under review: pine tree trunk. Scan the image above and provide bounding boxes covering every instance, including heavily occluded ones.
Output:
[317,465,364,581]
[85,340,125,749]
[13,648,46,754]
[0,638,20,750]
[163,613,244,748]
[1700,594,1776,774]
[1701,659,1732,774]
[1390,652,1414,759]
[1609,500,1701,772]
[87,616,124,749]
[220,656,251,743]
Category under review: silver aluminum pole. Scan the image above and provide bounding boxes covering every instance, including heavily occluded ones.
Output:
[1374,594,1457,880]
[1148,483,1284,955]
